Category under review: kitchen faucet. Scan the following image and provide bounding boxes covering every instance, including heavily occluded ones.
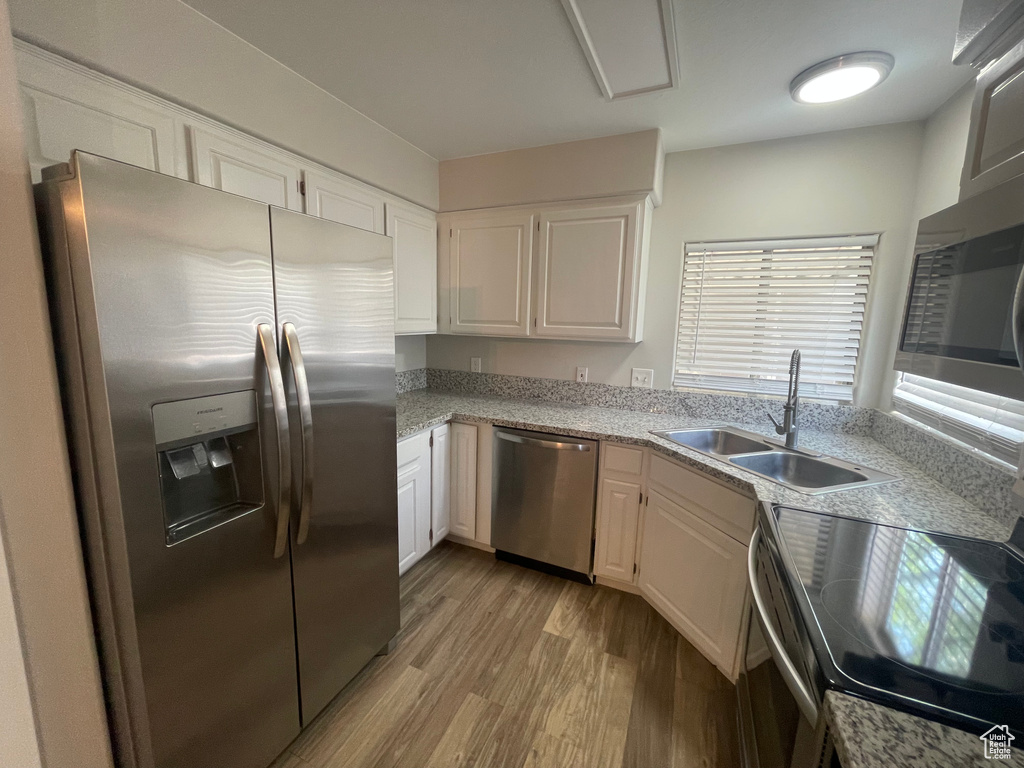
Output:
[768,349,801,449]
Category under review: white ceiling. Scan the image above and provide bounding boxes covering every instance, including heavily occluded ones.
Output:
[180,0,973,161]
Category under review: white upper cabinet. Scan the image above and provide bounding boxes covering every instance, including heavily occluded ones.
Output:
[535,197,650,341]
[15,45,181,182]
[189,126,303,210]
[448,210,535,337]
[440,196,651,341]
[388,201,438,335]
[302,169,384,233]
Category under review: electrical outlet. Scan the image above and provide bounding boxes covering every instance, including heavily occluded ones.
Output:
[470,357,482,373]
[576,366,588,383]
[631,368,654,388]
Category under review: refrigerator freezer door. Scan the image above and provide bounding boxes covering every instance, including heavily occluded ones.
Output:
[37,153,300,768]
[270,207,400,724]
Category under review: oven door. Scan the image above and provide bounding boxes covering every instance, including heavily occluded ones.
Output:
[738,527,833,768]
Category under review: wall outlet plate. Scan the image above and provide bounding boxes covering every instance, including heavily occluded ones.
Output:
[631,368,654,388]
[576,366,588,383]
[471,357,482,373]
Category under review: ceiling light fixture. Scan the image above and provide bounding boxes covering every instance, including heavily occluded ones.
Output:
[790,52,895,104]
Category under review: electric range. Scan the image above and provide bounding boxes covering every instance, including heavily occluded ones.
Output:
[759,503,1024,740]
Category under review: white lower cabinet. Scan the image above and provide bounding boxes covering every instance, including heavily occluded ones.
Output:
[396,432,431,576]
[593,443,647,584]
[430,424,450,544]
[639,489,749,678]
[449,423,479,540]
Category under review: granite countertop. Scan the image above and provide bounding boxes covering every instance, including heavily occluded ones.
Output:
[397,389,1014,541]
[826,692,1024,767]
[396,388,1021,767]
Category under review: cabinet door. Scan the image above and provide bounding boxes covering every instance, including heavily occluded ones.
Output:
[962,43,1024,198]
[396,433,431,575]
[189,126,302,210]
[449,210,534,336]
[594,478,641,582]
[431,424,450,545]
[388,201,438,335]
[535,198,645,341]
[16,47,180,182]
[639,491,747,676]
[303,169,384,233]
[449,423,478,539]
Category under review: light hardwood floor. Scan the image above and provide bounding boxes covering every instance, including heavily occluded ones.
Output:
[272,541,740,768]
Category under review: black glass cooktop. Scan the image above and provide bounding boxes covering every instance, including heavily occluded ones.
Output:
[770,505,1024,738]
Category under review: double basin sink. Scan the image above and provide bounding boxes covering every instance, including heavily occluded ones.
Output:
[650,426,898,495]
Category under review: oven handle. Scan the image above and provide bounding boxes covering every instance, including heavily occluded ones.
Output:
[1013,265,1024,370]
[748,527,820,723]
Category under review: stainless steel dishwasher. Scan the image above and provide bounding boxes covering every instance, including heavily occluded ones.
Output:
[491,427,598,579]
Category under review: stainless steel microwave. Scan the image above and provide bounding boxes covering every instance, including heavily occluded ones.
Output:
[896,172,1024,400]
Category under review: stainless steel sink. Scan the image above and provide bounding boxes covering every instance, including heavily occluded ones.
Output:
[651,427,772,456]
[650,425,898,495]
[728,451,896,494]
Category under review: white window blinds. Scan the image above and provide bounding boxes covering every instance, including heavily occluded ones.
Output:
[674,235,877,402]
[892,373,1024,465]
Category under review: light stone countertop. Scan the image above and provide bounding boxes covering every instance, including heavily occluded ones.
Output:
[397,389,1014,541]
[825,692,1024,767]
[396,388,1023,767]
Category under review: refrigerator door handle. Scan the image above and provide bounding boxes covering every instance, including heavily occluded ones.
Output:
[258,323,292,559]
[283,323,314,545]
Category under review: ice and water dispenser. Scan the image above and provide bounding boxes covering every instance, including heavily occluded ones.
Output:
[153,391,264,544]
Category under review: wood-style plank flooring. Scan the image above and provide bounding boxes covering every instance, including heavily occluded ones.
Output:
[272,541,739,768]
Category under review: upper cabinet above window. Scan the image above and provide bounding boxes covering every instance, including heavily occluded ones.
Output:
[962,42,1024,199]
[439,195,651,342]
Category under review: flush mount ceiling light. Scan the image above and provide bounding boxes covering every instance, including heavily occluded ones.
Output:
[790,52,895,104]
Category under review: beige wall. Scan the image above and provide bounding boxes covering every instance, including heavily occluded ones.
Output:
[428,122,926,408]
[439,129,664,211]
[0,519,38,768]
[0,1,112,766]
[8,0,439,209]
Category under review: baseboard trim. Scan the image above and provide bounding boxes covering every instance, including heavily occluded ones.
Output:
[445,533,495,553]
[595,576,642,595]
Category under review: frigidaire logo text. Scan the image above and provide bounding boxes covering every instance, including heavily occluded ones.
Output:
[196,407,224,415]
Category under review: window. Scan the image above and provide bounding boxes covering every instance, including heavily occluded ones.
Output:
[673,235,877,402]
[892,373,1024,465]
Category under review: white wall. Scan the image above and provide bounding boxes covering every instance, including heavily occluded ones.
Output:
[439,129,664,211]
[8,0,439,209]
[0,1,112,765]
[428,122,925,408]
[396,335,427,372]
[913,82,974,221]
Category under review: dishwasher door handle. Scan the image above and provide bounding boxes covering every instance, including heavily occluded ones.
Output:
[496,431,592,451]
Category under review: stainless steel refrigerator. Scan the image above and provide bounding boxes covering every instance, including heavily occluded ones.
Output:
[34,152,400,768]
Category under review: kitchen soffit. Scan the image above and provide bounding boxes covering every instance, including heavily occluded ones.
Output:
[560,0,679,100]
[179,0,973,160]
